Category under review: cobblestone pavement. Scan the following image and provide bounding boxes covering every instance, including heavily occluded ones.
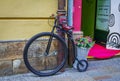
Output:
[0,57,120,81]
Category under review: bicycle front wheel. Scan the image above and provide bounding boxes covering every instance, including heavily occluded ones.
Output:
[23,32,68,76]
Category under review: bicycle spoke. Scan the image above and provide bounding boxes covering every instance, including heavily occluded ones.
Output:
[24,32,67,76]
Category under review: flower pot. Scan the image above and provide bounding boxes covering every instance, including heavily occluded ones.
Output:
[73,47,89,69]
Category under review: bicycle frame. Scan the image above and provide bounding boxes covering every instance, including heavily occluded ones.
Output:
[49,18,77,63]
[47,17,87,70]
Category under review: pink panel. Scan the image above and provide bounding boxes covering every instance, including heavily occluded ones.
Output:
[73,0,82,31]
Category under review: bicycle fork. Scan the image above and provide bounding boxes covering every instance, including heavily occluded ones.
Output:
[44,26,56,56]
[70,37,85,67]
[44,35,53,56]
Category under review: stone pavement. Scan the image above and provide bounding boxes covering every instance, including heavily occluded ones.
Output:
[0,57,120,81]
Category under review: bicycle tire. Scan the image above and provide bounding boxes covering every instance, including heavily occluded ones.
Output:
[77,60,88,72]
[23,32,68,76]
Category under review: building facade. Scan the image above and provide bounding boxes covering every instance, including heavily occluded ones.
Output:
[0,0,58,76]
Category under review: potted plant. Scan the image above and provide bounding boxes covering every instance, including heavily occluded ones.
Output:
[73,36,95,69]
[75,36,94,48]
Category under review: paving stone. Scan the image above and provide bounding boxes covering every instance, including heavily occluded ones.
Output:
[0,60,13,76]
[94,75,112,81]
[0,41,25,60]
[97,72,120,81]
[0,57,120,81]
[13,59,28,74]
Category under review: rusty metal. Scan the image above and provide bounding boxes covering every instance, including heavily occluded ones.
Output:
[57,0,67,72]
[58,0,66,10]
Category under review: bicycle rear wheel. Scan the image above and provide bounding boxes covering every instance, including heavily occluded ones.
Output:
[23,32,68,76]
[77,60,88,72]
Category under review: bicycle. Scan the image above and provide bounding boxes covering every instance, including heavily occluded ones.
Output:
[23,15,88,76]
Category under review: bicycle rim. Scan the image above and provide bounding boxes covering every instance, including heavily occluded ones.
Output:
[24,32,67,76]
[77,60,88,72]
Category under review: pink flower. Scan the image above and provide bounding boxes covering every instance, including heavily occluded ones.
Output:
[74,36,94,48]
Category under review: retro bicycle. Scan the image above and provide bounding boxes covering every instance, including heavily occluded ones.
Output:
[23,15,88,76]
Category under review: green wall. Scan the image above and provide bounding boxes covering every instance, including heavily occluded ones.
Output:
[81,0,96,38]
